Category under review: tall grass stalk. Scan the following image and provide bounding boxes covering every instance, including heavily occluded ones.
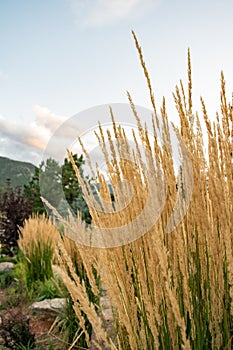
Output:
[48,33,232,349]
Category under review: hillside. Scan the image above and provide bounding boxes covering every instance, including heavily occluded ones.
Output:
[0,156,36,189]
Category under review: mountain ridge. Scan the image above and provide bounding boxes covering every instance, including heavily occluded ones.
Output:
[0,156,36,189]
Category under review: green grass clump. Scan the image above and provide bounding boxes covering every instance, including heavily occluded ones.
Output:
[17,214,60,294]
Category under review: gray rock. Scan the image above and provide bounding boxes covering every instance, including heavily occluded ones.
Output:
[100,296,113,322]
[30,298,66,313]
[0,262,15,272]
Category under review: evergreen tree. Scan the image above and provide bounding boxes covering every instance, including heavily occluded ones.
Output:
[24,154,92,223]
[24,166,45,214]
[62,153,91,223]
[62,154,84,206]
[39,157,62,208]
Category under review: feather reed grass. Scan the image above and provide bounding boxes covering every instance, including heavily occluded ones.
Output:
[21,33,232,349]
[18,214,60,291]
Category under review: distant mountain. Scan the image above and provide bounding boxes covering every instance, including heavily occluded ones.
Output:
[0,156,36,189]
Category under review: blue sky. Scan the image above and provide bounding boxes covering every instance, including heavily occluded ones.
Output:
[0,0,233,165]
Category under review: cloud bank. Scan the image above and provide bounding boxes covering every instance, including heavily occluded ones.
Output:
[0,106,67,165]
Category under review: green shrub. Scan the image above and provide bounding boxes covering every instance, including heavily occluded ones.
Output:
[0,269,15,289]
[33,277,64,301]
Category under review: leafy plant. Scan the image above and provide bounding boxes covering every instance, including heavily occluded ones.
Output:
[0,268,15,289]
[33,278,64,302]
[0,180,33,256]
[24,154,92,224]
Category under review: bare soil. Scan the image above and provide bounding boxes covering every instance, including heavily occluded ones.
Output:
[0,286,63,349]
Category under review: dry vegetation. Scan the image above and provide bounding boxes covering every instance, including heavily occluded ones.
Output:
[19,32,233,349]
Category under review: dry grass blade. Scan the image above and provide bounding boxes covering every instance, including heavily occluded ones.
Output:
[18,32,233,349]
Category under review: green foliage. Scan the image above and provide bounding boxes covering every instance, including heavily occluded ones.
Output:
[39,158,63,208]
[5,286,21,308]
[0,256,17,263]
[19,240,54,293]
[72,195,92,224]
[0,180,33,256]
[33,278,64,302]
[24,153,92,223]
[0,268,15,289]
[16,219,64,301]
[61,154,84,206]
[53,294,89,348]
[24,158,62,213]
[61,153,92,223]
[15,343,36,350]
[24,167,46,214]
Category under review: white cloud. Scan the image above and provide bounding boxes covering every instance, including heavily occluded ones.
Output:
[0,105,88,164]
[0,106,68,164]
[33,105,65,133]
[70,0,158,27]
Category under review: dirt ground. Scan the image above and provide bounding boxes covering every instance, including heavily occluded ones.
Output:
[0,287,63,349]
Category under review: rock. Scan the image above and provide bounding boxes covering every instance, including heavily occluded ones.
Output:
[100,296,113,322]
[0,262,15,272]
[100,296,111,309]
[30,298,66,313]
[90,295,115,349]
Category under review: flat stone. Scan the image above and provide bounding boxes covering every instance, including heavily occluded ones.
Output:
[30,298,66,313]
[0,262,15,272]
